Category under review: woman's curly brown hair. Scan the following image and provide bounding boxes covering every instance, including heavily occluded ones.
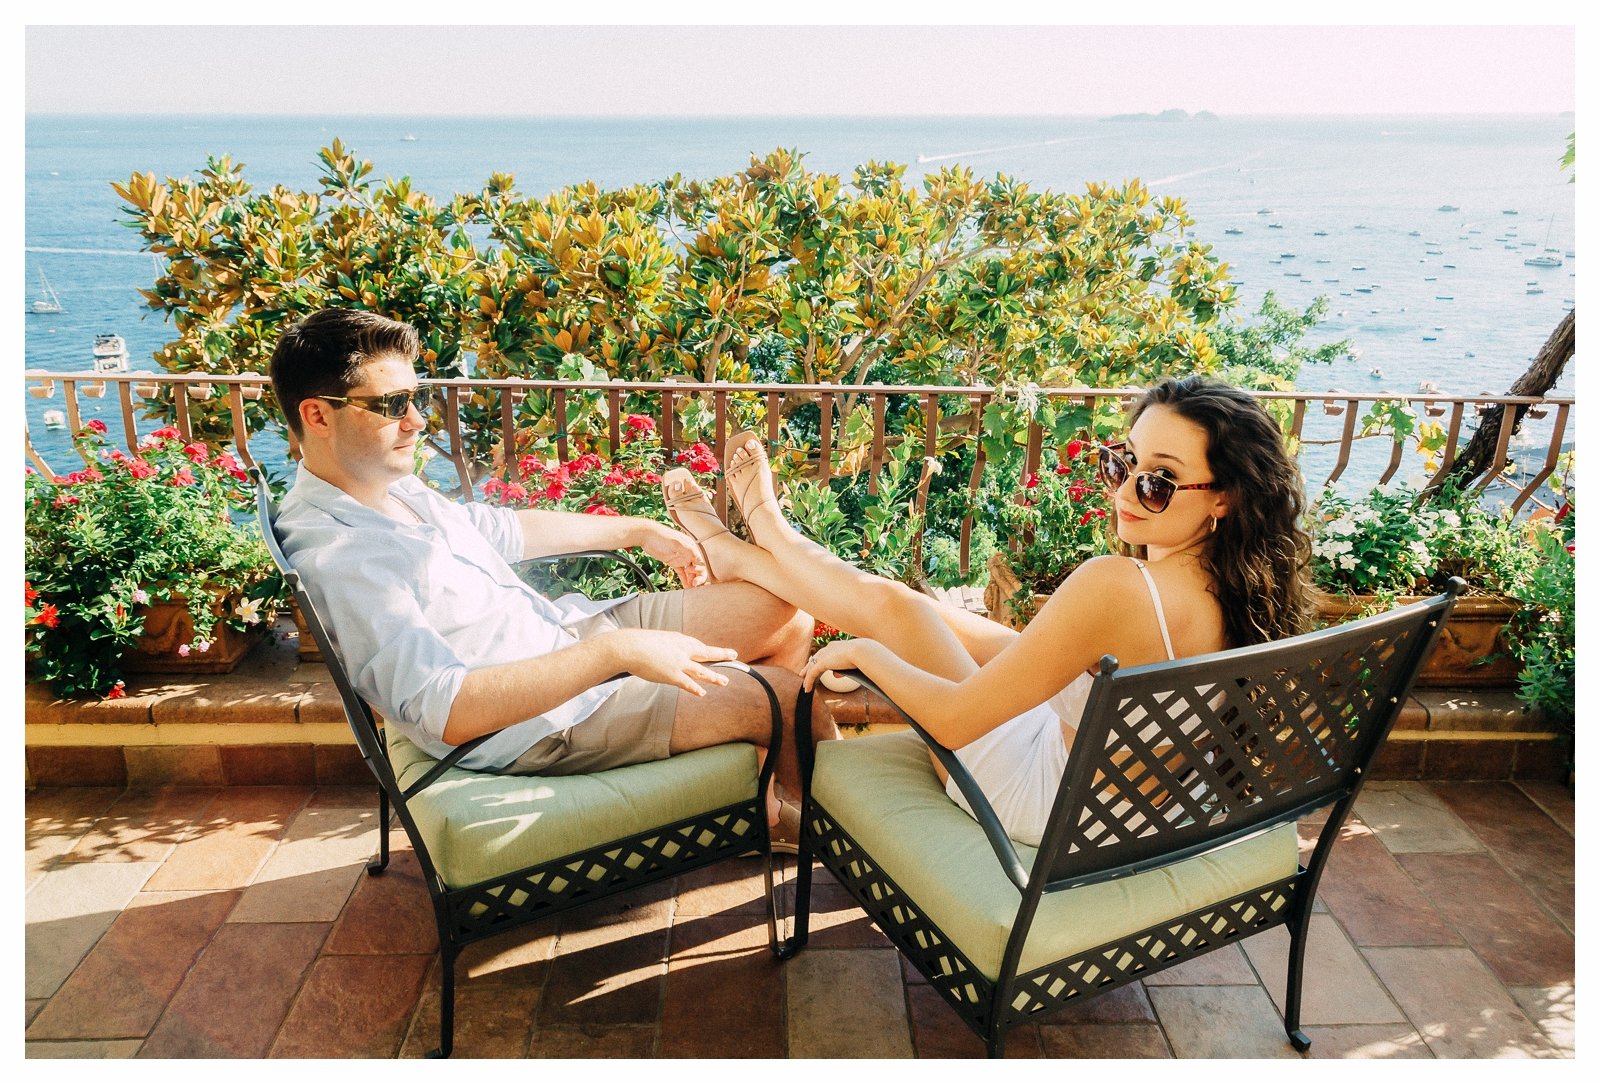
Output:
[1126,376,1313,647]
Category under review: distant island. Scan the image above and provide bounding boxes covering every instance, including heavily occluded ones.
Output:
[1100,109,1219,123]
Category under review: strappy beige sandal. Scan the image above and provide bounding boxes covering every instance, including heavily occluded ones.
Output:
[723,429,779,528]
[661,468,732,582]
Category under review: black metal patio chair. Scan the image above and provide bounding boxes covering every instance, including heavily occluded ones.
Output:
[782,581,1463,1057]
[254,473,787,1057]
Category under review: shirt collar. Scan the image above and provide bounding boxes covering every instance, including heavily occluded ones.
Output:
[289,463,426,530]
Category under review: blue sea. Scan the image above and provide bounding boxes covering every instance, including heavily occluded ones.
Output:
[24,114,1577,480]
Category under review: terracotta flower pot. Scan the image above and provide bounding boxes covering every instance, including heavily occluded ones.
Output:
[289,598,324,663]
[983,553,1053,631]
[1312,591,1521,688]
[122,595,256,675]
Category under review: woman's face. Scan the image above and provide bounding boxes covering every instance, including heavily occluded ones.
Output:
[1110,404,1231,557]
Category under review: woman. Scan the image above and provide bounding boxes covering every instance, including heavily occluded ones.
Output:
[662,375,1313,846]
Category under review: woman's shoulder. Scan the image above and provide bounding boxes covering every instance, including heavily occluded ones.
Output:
[1060,554,1149,595]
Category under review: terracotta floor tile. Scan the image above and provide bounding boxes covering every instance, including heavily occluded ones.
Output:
[779,872,890,950]
[26,1039,145,1058]
[674,855,772,917]
[1301,1023,1434,1058]
[1353,781,1483,854]
[304,785,379,809]
[1396,852,1574,987]
[269,952,432,1057]
[787,948,912,1058]
[1509,984,1574,1057]
[907,983,1042,1057]
[25,787,121,886]
[400,981,538,1058]
[1314,820,1460,946]
[455,921,558,986]
[27,889,238,1040]
[1515,780,1574,833]
[142,787,310,892]
[1039,1022,1172,1059]
[1241,917,1406,1025]
[660,915,784,1057]
[1429,782,1574,932]
[26,999,45,1026]
[1364,947,1560,1058]
[529,1024,658,1058]
[324,847,438,956]
[139,922,328,1058]
[541,923,667,1027]
[1145,985,1303,1059]
[25,859,161,999]
[552,879,675,947]
[229,803,379,923]
[1142,942,1260,985]
[60,786,219,865]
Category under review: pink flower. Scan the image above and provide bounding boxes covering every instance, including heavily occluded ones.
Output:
[602,469,626,486]
[503,483,528,503]
[124,458,157,480]
[52,494,80,509]
[1068,483,1089,501]
[583,503,620,516]
[84,419,108,434]
[132,589,150,605]
[194,640,211,653]
[178,644,191,657]
[149,426,181,441]
[1079,511,1094,526]
[1055,463,1071,475]
[169,468,197,487]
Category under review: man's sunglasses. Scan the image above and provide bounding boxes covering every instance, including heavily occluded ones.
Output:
[321,387,433,420]
[1097,443,1215,514]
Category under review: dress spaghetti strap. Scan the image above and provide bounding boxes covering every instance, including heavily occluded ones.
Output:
[1128,558,1176,661]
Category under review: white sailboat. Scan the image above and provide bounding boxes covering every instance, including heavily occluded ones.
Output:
[29,270,63,314]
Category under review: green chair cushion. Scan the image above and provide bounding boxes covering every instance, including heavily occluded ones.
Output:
[387,732,760,890]
[812,729,1300,980]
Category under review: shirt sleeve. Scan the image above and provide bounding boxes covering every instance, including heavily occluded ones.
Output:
[459,496,525,564]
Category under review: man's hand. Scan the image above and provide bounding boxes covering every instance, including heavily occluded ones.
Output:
[593,628,738,697]
[634,520,711,588]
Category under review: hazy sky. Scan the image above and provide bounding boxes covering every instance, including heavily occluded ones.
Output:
[25,20,1575,116]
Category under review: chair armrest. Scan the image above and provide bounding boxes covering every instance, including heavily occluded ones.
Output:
[807,669,1031,893]
[516,549,653,592]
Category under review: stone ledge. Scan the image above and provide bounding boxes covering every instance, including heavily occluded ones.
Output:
[24,624,1567,786]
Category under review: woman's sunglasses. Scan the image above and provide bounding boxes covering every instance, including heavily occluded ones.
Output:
[1097,443,1215,514]
[320,387,433,420]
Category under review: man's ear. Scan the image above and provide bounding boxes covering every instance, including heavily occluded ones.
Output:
[298,396,336,436]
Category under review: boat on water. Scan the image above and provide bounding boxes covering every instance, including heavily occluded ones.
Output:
[1313,230,1328,236]
[1419,381,1440,393]
[93,333,129,373]
[401,134,418,142]
[1408,230,1421,237]
[1266,223,1283,229]
[29,270,63,314]
[1525,255,1563,268]
[1502,209,1518,215]
[1436,295,1455,300]
[1437,204,1459,212]
[1422,335,1437,341]
[1443,263,1457,269]
[1354,286,1374,293]
[1528,287,1544,295]
[1425,249,1443,255]
[1257,208,1273,215]
[43,410,66,429]
[1224,227,1244,235]
[1369,368,1384,379]
[1279,252,1295,258]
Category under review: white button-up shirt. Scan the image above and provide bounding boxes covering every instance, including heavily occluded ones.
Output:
[275,466,624,770]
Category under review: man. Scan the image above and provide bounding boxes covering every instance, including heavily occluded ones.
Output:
[269,308,822,830]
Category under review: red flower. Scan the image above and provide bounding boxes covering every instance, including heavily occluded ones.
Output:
[149,426,181,441]
[124,458,156,480]
[32,603,60,629]
[813,621,839,640]
[675,442,718,473]
[483,478,506,499]
[1555,503,1571,522]
[583,502,620,516]
[1079,511,1094,526]
[104,681,126,700]
[1068,483,1090,501]
[1565,542,1575,554]
[84,419,108,434]
[1023,473,1040,490]
[602,470,626,486]
[543,481,567,502]
[169,468,197,487]
[1065,439,1086,460]
[25,582,38,607]
[52,494,80,509]
[183,442,209,463]
[1055,464,1071,475]
[517,454,544,479]
[503,482,528,503]
[569,452,604,475]
[623,414,656,440]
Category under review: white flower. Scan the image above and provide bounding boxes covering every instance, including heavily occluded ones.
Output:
[131,588,151,605]
[234,597,263,625]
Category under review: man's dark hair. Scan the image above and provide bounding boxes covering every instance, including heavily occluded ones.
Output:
[269,309,420,437]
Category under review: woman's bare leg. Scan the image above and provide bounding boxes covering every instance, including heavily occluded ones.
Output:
[666,472,977,684]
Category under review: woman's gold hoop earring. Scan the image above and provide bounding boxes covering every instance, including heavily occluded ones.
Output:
[1209,516,1218,534]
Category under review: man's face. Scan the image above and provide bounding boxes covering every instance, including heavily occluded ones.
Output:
[324,354,426,485]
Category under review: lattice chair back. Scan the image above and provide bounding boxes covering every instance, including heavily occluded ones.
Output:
[1032,586,1461,891]
[254,473,391,778]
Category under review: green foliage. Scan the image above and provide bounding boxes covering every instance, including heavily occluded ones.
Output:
[1562,131,1575,182]
[24,423,286,698]
[991,438,1115,595]
[1208,290,1350,389]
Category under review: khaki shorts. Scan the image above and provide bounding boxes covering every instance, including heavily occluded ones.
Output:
[498,591,686,777]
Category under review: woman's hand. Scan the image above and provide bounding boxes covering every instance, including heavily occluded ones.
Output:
[802,637,878,692]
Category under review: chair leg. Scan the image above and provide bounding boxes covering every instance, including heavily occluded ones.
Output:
[773,799,815,960]
[368,784,391,874]
[428,945,457,1058]
[1284,915,1313,1052]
